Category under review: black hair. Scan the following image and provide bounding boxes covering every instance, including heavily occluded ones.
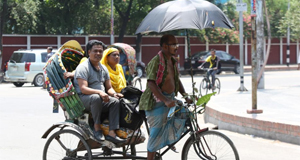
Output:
[47,47,53,51]
[210,48,216,52]
[160,34,174,47]
[85,40,107,58]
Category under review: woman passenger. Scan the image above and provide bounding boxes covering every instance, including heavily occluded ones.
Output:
[100,48,127,93]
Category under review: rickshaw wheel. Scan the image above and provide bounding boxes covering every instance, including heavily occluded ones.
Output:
[43,129,92,160]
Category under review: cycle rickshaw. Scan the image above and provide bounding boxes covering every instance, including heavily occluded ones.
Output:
[109,43,142,90]
[42,40,239,160]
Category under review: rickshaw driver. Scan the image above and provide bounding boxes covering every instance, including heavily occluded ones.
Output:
[73,40,126,144]
[139,34,192,160]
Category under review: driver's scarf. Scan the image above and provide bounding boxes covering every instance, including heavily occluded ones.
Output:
[153,51,179,102]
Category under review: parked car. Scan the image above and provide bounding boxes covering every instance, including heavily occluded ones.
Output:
[4,49,56,87]
[184,50,240,75]
[136,61,146,77]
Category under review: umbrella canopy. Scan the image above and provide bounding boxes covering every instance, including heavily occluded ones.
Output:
[135,0,234,34]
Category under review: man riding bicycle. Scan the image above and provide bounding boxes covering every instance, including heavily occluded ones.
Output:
[197,49,220,90]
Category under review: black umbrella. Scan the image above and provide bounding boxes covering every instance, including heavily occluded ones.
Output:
[135,0,234,97]
[135,0,234,34]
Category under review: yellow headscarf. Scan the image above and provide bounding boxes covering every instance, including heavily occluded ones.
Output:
[100,48,126,93]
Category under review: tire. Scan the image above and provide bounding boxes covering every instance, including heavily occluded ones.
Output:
[199,78,208,96]
[136,66,144,78]
[213,78,221,94]
[234,64,240,74]
[13,82,24,87]
[43,129,92,160]
[182,130,239,160]
[132,77,142,90]
[33,74,44,87]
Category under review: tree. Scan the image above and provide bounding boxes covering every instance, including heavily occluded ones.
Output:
[277,0,300,40]
[243,0,288,37]
[114,0,170,42]
[114,0,134,42]
[36,0,98,34]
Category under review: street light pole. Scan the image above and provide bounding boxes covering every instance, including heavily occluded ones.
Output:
[237,0,247,92]
[110,0,114,45]
[287,0,290,67]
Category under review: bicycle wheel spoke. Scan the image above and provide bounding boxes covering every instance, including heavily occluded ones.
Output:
[182,131,239,160]
[43,130,92,160]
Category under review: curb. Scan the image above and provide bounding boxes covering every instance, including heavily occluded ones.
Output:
[204,106,300,145]
[244,66,298,72]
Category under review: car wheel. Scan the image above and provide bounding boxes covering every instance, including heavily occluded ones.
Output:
[234,64,240,74]
[33,74,44,87]
[136,66,143,78]
[13,82,24,87]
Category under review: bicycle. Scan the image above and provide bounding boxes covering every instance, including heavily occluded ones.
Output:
[199,68,221,96]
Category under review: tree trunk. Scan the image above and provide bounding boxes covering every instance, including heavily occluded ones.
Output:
[117,18,129,42]
[0,0,8,70]
[116,0,133,42]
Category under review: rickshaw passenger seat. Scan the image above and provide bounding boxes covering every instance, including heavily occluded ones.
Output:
[44,51,86,122]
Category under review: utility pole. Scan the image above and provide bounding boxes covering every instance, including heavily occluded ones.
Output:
[286,0,290,67]
[256,0,264,89]
[248,0,263,114]
[110,0,114,45]
[236,0,248,92]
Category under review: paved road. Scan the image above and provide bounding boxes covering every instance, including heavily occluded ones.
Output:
[0,71,299,160]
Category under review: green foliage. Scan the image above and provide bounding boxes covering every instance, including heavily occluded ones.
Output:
[196,92,216,106]
[183,1,254,44]
[37,0,99,34]
[0,0,290,42]
[2,0,39,34]
[265,0,289,37]
[277,0,300,40]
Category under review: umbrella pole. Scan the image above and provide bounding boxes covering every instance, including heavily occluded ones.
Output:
[186,29,198,127]
[186,30,196,95]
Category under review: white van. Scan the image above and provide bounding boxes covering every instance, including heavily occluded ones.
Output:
[4,49,56,87]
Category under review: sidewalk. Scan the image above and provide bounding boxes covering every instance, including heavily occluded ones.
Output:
[202,67,300,145]
[180,64,299,75]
